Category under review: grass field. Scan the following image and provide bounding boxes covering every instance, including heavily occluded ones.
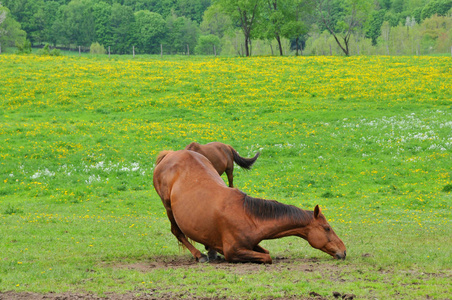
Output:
[0,54,451,299]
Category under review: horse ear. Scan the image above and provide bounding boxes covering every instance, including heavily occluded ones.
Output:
[314,205,321,219]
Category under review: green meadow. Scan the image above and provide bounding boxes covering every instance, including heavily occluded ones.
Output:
[0,54,451,299]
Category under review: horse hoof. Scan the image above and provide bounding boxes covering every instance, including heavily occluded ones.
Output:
[208,250,218,261]
[198,255,209,263]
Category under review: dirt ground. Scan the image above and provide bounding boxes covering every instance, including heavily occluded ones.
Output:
[0,256,356,300]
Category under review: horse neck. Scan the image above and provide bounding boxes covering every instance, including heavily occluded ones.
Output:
[242,195,314,241]
[259,216,311,240]
[247,204,313,239]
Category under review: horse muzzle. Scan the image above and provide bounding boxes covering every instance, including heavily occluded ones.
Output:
[335,250,346,260]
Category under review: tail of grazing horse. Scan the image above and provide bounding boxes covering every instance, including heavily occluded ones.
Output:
[230,147,260,170]
[155,150,173,166]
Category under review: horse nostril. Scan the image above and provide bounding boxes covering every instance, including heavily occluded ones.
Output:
[335,251,346,260]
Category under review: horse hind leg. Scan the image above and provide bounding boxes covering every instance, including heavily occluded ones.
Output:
[225,168,234,188]
[167,211,208,262]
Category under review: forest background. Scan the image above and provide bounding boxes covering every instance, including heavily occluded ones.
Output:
[1,0,452,56]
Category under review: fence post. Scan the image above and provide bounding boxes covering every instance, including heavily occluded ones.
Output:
[133,45,135,58]
[187,44,190,56]
[79,46,81,56]
[329,44,332,56]
[108,46,110,58]
[161,44,163,57]
[0,42,2,54]
[214,45,216,57]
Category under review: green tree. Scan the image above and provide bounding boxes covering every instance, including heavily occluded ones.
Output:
[52,0,96,47]
[92,1,113,50]
[385,11,400,27]
[314,0,372,56]
[0,3,27,50]
[200,3,232,38]
[195,34,221,54]
[420,14,452,53]
[412,7,423,23]
[164,14,200,54]
[379,0,391,10]
[261,0,311,55]
[216,0,262,56]
[90,41,106,54]
[420,0,452,20]
[110,3,136,54]
[366,9,385,45]
[262,0,289,55]
[392,0,404,13]
[30,1,60,44]
[122,0,155,11]
[175,0,212,23]
[134,10,166,54]
[1,0,40,43]
[133,0,178,18]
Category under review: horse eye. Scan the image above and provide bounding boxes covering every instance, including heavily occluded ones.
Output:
[325,227,331,232]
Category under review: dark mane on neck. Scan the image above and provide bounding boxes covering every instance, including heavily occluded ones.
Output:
[243,195,313,223]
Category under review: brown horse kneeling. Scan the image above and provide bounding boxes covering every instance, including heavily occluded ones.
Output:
[153,150,346,264]
[185,142,259,187]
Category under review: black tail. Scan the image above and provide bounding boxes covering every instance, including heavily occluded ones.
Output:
[231,147,260,170]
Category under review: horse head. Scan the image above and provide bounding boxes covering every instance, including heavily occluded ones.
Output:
[306,205,346,260]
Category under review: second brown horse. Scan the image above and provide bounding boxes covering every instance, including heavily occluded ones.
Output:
[153,150,346,264]
[185,142,259,187]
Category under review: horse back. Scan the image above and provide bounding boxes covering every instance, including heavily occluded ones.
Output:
[153,150,225,202]
[185,142,233,174]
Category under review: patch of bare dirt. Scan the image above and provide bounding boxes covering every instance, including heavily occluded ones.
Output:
[107,255,335,275]
[0,291,220,300]
[1,257,343,300]
[0,291,332,300]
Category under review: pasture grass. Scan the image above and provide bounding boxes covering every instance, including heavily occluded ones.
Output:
[0,54,451,299]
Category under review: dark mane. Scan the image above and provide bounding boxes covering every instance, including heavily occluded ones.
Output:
[243,195,313,223]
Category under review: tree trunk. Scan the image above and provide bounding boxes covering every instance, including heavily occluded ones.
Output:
[295,37,299,56]
[276,35,283,56]
[244,36,250,56]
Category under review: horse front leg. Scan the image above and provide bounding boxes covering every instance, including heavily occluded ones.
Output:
[166,210,208,262]
[224,247,272,264]
[253,244,270,254]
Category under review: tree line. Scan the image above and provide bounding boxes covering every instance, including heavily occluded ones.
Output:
[1,0,452,56]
